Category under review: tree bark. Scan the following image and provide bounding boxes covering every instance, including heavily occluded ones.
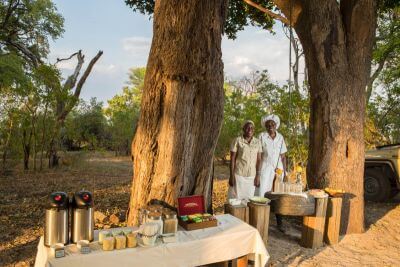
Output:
[2,116,13,172]
[244,3,376,225]
[39,102,49,171]
[48,129,60,168]
[22,129,33,170]
[127,0,226,225]
[283,0,377,234]
[32,117,37,171]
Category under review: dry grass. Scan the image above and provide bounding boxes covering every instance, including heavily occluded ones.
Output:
[0,151,230,266]
[1,152,400,266]
[0,151,133,266]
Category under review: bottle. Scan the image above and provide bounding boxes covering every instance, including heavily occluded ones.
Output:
[163,211,178,236]
[296,173,303,193]
[146,212,163,235]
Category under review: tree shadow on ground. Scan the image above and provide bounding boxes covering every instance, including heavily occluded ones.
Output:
[0,238,39,267]
[365,192,400,229]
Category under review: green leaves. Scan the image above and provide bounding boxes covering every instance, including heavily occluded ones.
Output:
[105,67,145,154]
[125,0,155,15]
[124,0,275,39]
[367,6,400,144]
[0,0,64,65]
[64,98,108,150]
[216,70,309,166]
[0,52,29,91]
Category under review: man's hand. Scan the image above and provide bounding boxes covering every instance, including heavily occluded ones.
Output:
[254,174,260,187]
[229,175,235,187]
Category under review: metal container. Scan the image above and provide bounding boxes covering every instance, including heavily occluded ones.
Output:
[265,192,315,216]
[44,192,69,247]
[71,191,94,243]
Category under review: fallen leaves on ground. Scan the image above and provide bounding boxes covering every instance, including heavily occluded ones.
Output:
[1,151,400,266]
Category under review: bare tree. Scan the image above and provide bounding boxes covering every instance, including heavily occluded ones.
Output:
[48,50,103,167]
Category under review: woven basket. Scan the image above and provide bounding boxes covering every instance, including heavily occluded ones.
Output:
[264,192,315,216]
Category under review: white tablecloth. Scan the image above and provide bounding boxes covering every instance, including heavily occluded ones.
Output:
[34,214,269,267]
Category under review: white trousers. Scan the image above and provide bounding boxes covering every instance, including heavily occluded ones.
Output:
[255,164,275,197]
[228,174,255,200]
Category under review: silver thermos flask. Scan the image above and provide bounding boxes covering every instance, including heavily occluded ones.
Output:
[44,192,69,247]
[71,191,94,243]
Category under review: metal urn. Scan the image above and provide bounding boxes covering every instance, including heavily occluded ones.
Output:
[71,191,94,243]
[44,192,69,247]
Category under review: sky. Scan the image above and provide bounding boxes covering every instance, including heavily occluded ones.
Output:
[49,0,302,103]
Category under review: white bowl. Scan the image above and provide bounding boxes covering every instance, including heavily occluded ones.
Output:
[141,235,157,246]
[229,198,242,206]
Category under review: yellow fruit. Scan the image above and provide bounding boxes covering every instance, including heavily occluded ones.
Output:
[296,166,303,173]
[276,168,283,175]
[324,187,345,196]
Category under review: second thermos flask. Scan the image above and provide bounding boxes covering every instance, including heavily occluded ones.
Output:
[71,191,94,243]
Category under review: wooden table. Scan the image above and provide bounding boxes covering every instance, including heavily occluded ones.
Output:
[324,197,342,245]
[247,202,270,245]
[300,196,328,248]
[265,192,332,248]
[224,203,249,223]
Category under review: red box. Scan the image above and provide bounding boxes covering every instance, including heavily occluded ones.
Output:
[177,195,206,216]
[177,195,218,230]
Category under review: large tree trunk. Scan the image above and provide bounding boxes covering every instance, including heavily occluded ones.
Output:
[282,0,377,234]
[127,0,226,225]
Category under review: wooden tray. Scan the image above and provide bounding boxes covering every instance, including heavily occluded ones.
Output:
[178,219,218,231]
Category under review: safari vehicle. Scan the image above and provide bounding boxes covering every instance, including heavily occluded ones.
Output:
[364,144,400,201]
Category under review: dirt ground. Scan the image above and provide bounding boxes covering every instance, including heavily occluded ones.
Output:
[1,152,399,266]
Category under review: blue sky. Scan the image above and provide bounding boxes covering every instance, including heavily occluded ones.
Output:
[49,0,301,103]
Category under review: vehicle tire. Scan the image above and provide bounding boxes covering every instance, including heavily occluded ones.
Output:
[364,168,392,202]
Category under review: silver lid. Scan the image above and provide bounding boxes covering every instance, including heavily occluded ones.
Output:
[147,212,162,220]
[163,212,177,219]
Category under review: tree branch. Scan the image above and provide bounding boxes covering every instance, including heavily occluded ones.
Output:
[366,14,399,104]
[272,0,302,26]
[58,50,103,122]
[7,40,41,67]
[74,50,103,98]
[2,0,20,29]
[378,99,400,127]
[62,50,84,92]
[55,52,80,65]
[366,54,387,104]
[243,0,290,26]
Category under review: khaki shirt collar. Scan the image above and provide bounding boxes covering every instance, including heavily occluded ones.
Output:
[239,135,255,145]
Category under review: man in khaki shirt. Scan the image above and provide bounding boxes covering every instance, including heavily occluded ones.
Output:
[229,120,262,200]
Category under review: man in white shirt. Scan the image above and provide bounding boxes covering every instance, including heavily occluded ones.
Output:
[256,114,287,194]
[256,114,288,231]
